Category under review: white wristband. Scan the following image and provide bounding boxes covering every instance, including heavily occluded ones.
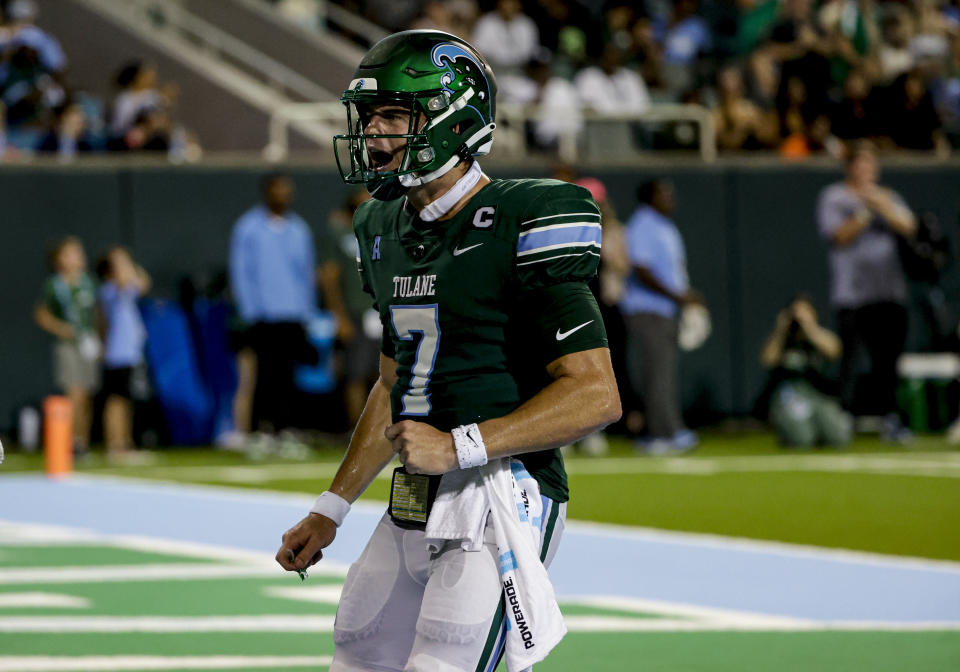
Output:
[309,491,351,527]
[451,423,488,470]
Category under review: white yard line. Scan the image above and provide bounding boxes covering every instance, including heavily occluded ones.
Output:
[0,564,282,585]
[1,614,957,634]
[564,454,960,478]
[70,452,960,484]
[561,617,960,632]
[263,585,342,604]
[92,463,345,484]
[0,656,332,671]
[0,615,336,632]
[0,521,107,545]
[0,521,351,577]
[563,595,813,626]
[0,593,91,608]
[87,462,395,484]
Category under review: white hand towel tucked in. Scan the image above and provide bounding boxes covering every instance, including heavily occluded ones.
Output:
[424,466,488,553]
[484,459,566,671]
[424,458,566,671]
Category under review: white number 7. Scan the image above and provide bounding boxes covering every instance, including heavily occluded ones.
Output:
[389,304,441,416]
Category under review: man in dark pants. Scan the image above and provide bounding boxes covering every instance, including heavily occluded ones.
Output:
[816,142,916,441]
[229,173,316,435]
[619,179,704,453]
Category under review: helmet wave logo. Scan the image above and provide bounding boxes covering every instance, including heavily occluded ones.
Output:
[430,43,491,123]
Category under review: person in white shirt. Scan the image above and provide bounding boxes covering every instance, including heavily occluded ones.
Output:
[471,0,539,73]
[499,52,583,151]
[574,44,650,116]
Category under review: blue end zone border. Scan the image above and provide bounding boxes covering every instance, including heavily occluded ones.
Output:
[1,474,958,623]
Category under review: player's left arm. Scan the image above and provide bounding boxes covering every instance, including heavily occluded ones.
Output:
[483,345,620,453]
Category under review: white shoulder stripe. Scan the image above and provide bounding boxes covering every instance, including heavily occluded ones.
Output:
[516,250,602,266]
[516,241,602,257]
[521,212,601,225]
[518,222,602,238]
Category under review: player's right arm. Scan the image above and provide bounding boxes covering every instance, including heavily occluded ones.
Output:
[275,354,398,572]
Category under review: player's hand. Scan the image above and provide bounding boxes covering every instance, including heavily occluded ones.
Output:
[275,514,337,573]
[385,420,458,475]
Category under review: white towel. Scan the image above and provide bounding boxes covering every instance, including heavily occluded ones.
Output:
[484,459,566,671]
[424,467,488,553]
[424,459,566,671]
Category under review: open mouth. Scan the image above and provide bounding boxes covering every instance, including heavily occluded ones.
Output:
[367,148,395,172]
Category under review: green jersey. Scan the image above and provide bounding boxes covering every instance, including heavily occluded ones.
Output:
[40,272,98,339]
[354,177,608,502]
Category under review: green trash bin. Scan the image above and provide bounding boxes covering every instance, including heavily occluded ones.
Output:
[897,354,960,433]
[897,378,929,433]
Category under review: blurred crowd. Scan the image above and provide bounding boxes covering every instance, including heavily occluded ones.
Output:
[334,0,960,156]
[33,151,958,458]
[0,0,197,161]
[5,0,959,159]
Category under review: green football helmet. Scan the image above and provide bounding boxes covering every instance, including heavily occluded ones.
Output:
[333,30,497,201]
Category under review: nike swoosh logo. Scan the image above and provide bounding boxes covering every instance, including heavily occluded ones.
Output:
[556,320,594,341]
[453,243,484,256]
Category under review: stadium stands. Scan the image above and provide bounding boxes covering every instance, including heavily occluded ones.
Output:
[3,0,960,158]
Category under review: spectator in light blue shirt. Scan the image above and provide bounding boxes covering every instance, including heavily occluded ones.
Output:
[661,0,712,66]
[619,179,703,453]
[96,246,150,461]
[658,0,712,96]
[4,0,67,74]
[229,172,316,435]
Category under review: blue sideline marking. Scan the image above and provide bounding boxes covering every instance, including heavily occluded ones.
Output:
[0,474,958,623]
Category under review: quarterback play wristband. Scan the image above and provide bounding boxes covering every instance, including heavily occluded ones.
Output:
[452,423,488,469]
[309,491,351,527]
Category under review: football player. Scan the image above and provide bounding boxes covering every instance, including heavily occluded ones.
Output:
[276,30,620,672]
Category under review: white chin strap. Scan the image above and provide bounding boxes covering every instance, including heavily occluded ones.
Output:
[416,160,484,222]
[399,122,496,189]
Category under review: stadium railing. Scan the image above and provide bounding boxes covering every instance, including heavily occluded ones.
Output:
[264,101,718,163]
[82,0,335,102]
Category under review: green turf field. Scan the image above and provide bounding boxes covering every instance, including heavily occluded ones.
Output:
[0,536,957,672]
[2,432,958,671]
